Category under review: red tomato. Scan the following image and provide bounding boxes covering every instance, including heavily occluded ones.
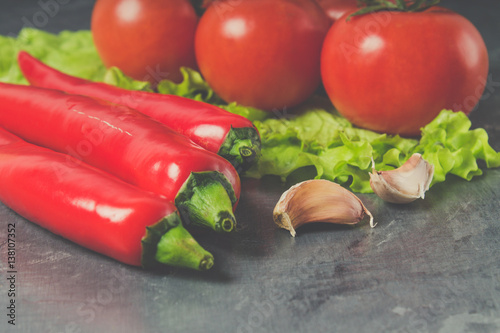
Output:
[91,0,198,83]
[315,0,359,22]
[321,7,489,136]
[195,0,330,111]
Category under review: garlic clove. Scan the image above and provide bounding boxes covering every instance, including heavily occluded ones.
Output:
[273,179,375,237]
[369,153,434,204]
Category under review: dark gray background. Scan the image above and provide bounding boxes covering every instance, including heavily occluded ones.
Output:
[0,1,499,332]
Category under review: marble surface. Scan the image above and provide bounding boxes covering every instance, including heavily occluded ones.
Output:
[0,1,499,332]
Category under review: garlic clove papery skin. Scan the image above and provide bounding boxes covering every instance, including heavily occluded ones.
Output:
[273,179,375,237]
[369,153,434,204]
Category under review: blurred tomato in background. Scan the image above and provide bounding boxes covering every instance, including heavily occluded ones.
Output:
[91,0,198,83]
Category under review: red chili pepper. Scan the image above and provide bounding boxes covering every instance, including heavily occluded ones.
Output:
[17,51,261,172]
[0,127,213,270]
[0,82,240,233]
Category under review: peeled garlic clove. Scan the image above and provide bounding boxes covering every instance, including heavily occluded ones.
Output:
[369,153,434,204]
[273,179,375,237]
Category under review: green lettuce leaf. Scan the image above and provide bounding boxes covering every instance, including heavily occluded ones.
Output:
[414,110,500,184]
[102,66,153,92]
[247,107,500,192]
[246,105,420,192]
[0,28,106,84]
[219,102,269,123]
[156,67,223,104]
[1,28,498,193]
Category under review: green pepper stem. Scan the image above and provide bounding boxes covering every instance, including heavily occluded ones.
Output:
[141,212,213,270]
[218,127,261,173]
[155,223,214,271]
[175,172,237,233]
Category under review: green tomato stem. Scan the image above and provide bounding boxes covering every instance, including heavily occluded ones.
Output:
[349,0,440,19]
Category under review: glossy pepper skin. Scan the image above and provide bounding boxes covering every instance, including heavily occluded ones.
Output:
[0,128,214,270]
[17,51,261,172]
[0,82,241,233]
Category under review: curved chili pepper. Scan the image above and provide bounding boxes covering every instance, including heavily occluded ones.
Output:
[17,51,261,172]
[0,127,213,270]
[0,82,241,233]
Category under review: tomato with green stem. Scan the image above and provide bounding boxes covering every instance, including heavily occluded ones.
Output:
[321,0,489,136]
